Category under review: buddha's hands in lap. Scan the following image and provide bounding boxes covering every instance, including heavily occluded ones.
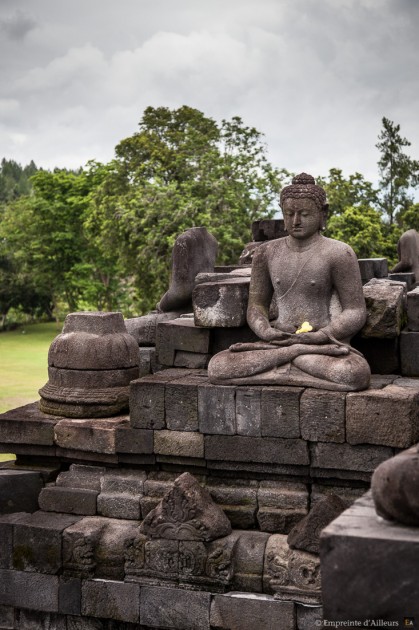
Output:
[276,330,329,346]
[230,328,349,355]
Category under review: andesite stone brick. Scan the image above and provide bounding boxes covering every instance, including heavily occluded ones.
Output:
[236,388,262,436]
[54,417,126,454]
[12,511,81,574]
[156,319,210,366]
[39,487,98,516]
[205,435,309,465]
[321,496,419,622]
[0,470,43,514]
[58,577,81,616]
[300,389,345,443]
[406,287,419,331]
[400,330,419,376]
[361,279,405,338]
[154,430,204,459]
[232,531,270,593]
[198,384,236,435]
[210,593,295,630]
[114,425,154,454]
[0,569,59,611]
[0,403,59,445]
[193,278,250,328]
[81,579,140,623]
[165,377,200,431]
[0,513,27,570]
[140,585,211,630]
[130,369,194,429]
[310,442,393,472]
[261,387,302,438]
[0,604,14,629]
[55,464,105,491]
[346,384,419,448]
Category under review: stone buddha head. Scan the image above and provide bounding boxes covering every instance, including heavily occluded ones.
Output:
[280,173,328,240]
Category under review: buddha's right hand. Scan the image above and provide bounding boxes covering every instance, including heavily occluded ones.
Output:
[258,327,291,342]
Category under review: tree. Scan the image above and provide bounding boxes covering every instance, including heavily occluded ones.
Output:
[317,169,378,218]
[0,169,92,315]
[0,158,38,203]
[376,117,419,225]
[327,205,390,260]
[90,106,287,313]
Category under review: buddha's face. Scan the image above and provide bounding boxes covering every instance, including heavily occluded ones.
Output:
[282,197,324,240]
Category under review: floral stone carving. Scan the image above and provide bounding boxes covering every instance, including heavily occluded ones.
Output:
[125,473,236,590]
[139,472,232,541]
[263,534,321,605]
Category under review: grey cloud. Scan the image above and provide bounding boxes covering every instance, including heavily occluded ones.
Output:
[0,0,418,181]
[0,9,37,40]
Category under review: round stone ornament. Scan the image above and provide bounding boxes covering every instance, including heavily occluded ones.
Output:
[39,312,139,418]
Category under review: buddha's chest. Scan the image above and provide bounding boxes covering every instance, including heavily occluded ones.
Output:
[268,251,332,298]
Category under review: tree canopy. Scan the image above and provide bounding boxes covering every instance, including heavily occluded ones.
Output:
[376,117,419,225]
[1,110,418,327]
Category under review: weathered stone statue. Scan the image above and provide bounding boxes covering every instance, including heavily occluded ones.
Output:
[157,227,218,312]
[125,227,218,347]
[391,228,419,280]
[208,173,370,391]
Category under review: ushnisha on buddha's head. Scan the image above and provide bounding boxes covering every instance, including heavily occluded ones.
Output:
[280,173,328,239]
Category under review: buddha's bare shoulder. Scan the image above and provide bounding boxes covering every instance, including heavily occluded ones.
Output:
[319,236,358,260]
[251,238,287,262]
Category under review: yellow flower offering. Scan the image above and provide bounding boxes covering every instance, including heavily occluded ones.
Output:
[295,321,313,334]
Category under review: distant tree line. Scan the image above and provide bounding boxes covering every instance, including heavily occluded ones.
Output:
[0,109,418,329]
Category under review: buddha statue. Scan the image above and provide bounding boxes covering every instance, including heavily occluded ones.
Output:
[208,173,370,391]
[391,228,419,282]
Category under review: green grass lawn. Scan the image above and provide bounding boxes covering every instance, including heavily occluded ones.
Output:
[0,321,63,462]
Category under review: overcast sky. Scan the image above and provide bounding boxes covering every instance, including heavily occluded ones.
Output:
[1,0,418,184]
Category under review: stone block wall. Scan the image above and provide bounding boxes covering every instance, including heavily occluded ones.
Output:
[320,488,419,623]
[2,370,418,484]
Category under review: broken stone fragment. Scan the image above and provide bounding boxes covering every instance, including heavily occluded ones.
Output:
[251,219,287,242]
[263,533,321,605]
[193,278,250,328]
[125,311,183,346]
[140,472,232,542]
[371,446,419,526]
[287,494,345,554]
[407,287,419,331]
[157,226,218,312]
[361,279,405,338]
[357,258,388,284]
[239,242,263,265]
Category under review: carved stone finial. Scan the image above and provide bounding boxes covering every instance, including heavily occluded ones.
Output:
[139,472,232,541]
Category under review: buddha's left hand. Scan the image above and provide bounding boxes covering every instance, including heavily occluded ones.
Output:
[285,330,330,345]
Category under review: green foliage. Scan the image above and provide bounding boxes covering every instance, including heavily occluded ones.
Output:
[89,106,287,312]
[317,168,378,218]
[0,159,38,203]
[400,203,419,232]
[2,111,419,322]
[326,205,395,262]
[376,117,419,225]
